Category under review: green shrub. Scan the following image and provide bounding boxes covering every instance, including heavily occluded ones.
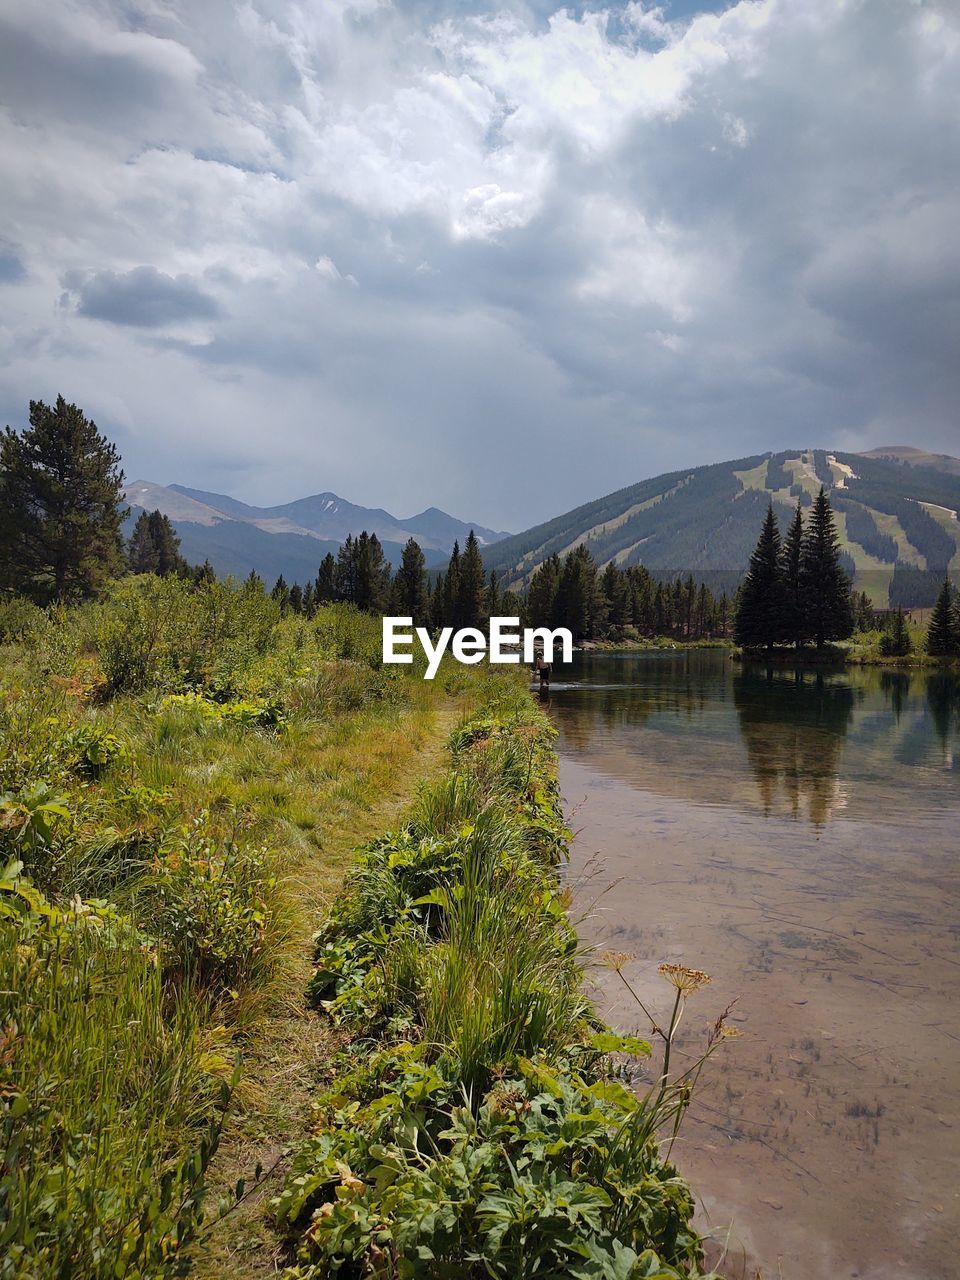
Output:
[145,819,276,990]
[0,863,233,1279]
[0,597,46,645]
[58,723,128,777]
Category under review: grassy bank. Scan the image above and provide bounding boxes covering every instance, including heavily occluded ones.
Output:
[582,637,733,653]
[0,578,469,1277]
[271,690,728,1279]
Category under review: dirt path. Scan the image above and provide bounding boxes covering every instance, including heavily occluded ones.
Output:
[193,697,464,1279]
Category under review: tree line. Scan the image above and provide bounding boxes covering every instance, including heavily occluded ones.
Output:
[2,397,958,662]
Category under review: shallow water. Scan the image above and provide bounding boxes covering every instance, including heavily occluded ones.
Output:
[547,650,959,1280]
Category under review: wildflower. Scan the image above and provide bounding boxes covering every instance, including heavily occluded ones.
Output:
[658,963,711,995]
[601,950,634,973]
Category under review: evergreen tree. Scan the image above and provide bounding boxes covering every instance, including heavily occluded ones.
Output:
[352,532,391,612]
[555,546,601,639]
[393,538,430,625]
[527,554,560,628]
[301,581,316,617]
[781,502,805,648]
[457,531,487,629]
[926,580,959,657]
[734,504,789,652]
[487,569,500,617]
[271,574,289,608]
[127,511,159,574]
[441,542,462,627]
[244,569,264,594]
[800,488,853,648]
[880,608,912,658]
[335,536,358,604]
[288,582,304,613]
[0,396,126,602]
[854,591,876,633]
[194,559,215,586]
[431,570,446,629]
[127,509,186,576]
[315,553,337,604]
[147,511,184,576]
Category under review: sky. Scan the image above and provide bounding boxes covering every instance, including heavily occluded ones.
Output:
[1,0,958,530]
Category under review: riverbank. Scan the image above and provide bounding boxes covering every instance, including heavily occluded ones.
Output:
[267,686,726,1278]
[582,636,733,653]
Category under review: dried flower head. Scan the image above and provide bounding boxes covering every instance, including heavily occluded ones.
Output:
[601,950,634,973]
[658,963,711,994]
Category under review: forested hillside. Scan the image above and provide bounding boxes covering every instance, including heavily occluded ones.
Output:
[485,449,960,607]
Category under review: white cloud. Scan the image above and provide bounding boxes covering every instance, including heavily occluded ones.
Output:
[0,0,958,527]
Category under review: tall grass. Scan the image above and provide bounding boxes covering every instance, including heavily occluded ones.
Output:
[0,883,230,1278]
[0,583,462,1279]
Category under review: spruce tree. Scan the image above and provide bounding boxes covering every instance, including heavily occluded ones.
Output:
[315,553,337,604]
[0,396,126,602]
[781,502,805,648]
[335,536,358,604]
[555,546,601,639]
[487,569,500,617]
[352,532,391,613]
[147,511,184,576]
[457,531,487,629]
[441,542,462,627]
[880,608,912,658]
[800,488,853,648]
[288,583,303,613]
[527,554,560,628]
[128,509,186,576]
[394,538,430,625]
[271,575,289,608]
[926,579,959,657]
[127,511,159,574]
[734,503,788,652]
[194,559,215,586]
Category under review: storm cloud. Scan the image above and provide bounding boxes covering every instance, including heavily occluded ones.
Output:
[67,266,219,328]
[0,0,957,528]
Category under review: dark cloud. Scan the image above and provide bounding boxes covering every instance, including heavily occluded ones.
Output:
[0,0,957,528]
[68,267,219,329]
[0,242,25,284]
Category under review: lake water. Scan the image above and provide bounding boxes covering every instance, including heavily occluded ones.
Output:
[547,650,959,1280]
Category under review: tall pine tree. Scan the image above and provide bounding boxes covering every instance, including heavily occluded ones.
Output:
[926,579,959,657]
[734,503,788,652]
[781,501,805,648]
[527,554,561,628]
[457,531,487,629]
[0,396,126,602]
[127,509,185,576]
[393,538,430,625]
[801,488,853,648]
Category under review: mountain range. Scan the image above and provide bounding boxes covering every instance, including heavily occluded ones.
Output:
[127,446,960,607]
[124,480,511,583]
[484,447,960,607]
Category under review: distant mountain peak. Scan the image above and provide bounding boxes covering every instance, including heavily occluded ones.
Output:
[125,478,511,581]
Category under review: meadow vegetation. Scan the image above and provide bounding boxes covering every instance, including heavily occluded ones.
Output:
[0,576,463,1278]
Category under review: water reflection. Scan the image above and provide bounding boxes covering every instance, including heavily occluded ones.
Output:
[732,667,854,825]
[549,650,959,826]
[553,649,960,1276]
